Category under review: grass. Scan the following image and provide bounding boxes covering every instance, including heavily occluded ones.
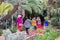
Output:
[0,29,3,36]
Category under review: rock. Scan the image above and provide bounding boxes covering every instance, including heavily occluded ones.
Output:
[3,29,12,40]
[16,31,26,40]
[7,34,18,40]
[3,30,26,40]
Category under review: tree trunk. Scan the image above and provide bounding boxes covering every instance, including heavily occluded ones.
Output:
[47,0,52,19]
[47,7,51,19]
[22,9,25,18]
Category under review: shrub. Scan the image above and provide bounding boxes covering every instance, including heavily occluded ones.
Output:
[35,30,59,40]
[10,27,17,33]
[44,16,48,20]
[0,29,3,36]
[37,29,44,33]
[21,27,26,31]
[51,18,58,26]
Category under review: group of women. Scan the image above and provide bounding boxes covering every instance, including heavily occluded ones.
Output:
[17,15,49,35]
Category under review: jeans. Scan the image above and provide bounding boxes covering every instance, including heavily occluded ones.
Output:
[26,28,29,35]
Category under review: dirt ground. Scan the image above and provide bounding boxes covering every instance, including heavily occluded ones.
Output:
[56,36,60,40]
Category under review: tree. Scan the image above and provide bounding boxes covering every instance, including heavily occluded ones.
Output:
[47,0,60,19]
[0,0,47,21]
[22,0,47,14]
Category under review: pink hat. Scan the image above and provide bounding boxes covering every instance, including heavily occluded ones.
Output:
[18,15,22,18]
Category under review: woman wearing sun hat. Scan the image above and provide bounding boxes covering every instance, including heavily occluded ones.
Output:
[17,15,23,31]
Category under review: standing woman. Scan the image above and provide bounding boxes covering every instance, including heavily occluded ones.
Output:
[44,17,49,29]
[31,17,37,30]
[37,17,42,29]
[24,17,31,35]
[44,20,49,29]
[17,15,23,31]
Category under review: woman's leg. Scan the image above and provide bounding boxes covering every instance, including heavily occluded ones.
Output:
[34,26,37,30]
[26,28,29,35]
[18,26,22,31]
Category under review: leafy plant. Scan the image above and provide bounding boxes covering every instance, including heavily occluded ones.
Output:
[0,29,3,36]
[44,16,48,20]
[21,26,26,31]
[50,8,60,26]
[51,18,59,26]
[0,2,13,16]
[35,29,59,40]
[10,27,17,33]
[37,29,44,33]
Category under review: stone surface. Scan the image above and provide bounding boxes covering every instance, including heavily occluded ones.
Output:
[7,34,18,40]
[3,29,12,40]
[0,30,46,40]
[16,31,26,40]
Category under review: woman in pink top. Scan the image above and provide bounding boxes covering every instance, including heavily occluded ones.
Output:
[37,17,42,29]
[17,15,23,31]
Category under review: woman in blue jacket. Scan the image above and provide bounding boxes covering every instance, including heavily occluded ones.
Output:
[44,20,49,29]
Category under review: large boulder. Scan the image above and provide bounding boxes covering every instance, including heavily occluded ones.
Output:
[3,30,26,40]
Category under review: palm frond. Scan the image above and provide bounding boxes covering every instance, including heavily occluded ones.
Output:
[22,5,32,13]
[0,2,13,16]
[4,0,47,15]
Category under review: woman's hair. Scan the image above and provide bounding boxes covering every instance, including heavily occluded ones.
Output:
[23,16,28,24]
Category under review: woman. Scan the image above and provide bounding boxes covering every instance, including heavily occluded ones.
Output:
[24,17,31,35]
[31,17,37,30]
[17,15,23,31]
[37,17,42,29]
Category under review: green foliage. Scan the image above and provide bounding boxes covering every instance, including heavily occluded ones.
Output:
[50,8,60,26]
[37,29,43,33]
[4,0,48,15]
[21,27,26,31]
[0,29,3,36]
[10,27,17,33]
[22,0,47,14]
[51,18,59,26]
[50,8,60,16]
[44,16,49,20]
[35,30,59,40]
[0,2,13,16]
